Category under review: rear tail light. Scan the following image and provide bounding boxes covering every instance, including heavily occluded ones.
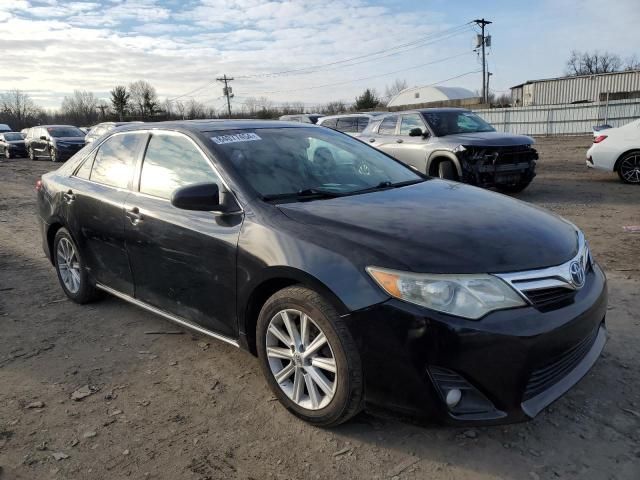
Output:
[593,135,608,143]
[35,179,43,191]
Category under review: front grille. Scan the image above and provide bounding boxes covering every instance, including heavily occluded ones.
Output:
[524,326,599,400]
[523,287,576,308]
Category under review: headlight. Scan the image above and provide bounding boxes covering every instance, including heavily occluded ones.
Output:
[366,267,526,319]
[452,145,466,153]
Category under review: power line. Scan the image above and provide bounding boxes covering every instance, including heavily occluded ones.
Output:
[244,50,475,96]
[167,23,473,100]
[235,23,473,79]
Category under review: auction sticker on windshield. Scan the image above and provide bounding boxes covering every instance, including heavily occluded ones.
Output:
[211,133,262,144]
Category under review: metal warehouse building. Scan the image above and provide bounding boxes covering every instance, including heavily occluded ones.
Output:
[511,70,640,106]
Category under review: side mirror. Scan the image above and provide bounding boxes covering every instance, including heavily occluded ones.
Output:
[171,182,239,213]
[408,127,424,137]
[171,183,220,211]
[40,135,47,141]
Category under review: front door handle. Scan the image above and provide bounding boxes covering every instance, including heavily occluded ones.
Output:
[62,189,75,203]
[126,207,143,225]
[396,139,404,143]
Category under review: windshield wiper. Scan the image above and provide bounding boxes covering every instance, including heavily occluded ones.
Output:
[262,188,344,202]
[351,179,424,195]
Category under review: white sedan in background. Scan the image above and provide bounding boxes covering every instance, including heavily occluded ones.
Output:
[587,119,640,184]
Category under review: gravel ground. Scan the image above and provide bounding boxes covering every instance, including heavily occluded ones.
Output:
[0,136,639,480]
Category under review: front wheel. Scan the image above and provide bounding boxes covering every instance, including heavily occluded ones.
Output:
[28,147,36,161]
[617,152,640,184]
[50,147,58,163]
[53,228,98,304]
[437,160,458,180]
[257,286,363,427]
[4,149,11,159]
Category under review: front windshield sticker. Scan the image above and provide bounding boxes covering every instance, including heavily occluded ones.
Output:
[211,133,262,144]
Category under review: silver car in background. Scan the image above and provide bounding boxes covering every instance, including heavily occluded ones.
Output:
[361,108,538,193]
[317,112,386,136]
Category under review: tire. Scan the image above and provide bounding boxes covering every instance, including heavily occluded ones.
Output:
[496,180,532,194]
[256,286,363,427]
[4,148,11,159]
[53,228,98,304]
[437,160,458,180]
[50,147,58,163]
[28,147,36,161]
[617,152,640,184]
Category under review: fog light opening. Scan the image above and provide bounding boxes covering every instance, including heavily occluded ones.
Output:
[445,389,462,409]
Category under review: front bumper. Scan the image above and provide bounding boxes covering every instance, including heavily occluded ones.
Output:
[345,263,607,425]
[457,146,538,187]
[55,144,84,160]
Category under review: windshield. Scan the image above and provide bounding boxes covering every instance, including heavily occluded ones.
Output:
[4,133,23,141]
[210,127,422,200]
[47,126,85,138]
[422,111,495,136]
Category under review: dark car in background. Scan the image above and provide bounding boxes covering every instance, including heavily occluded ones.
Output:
[37,120,606,427]
[26,125,86,162]
[0,132,27,159]
[84,121,143,144]
[363,108,538,192]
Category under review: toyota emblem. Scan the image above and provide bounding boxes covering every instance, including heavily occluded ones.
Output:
[569,261,585,288]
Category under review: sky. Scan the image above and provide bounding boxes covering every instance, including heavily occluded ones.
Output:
[1,0,639,113]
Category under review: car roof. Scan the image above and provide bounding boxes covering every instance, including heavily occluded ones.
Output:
[32,124,80,128]
[381,107,471,116]
[116,119,316,133]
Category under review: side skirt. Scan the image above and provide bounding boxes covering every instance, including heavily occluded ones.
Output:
[95,283,240,348]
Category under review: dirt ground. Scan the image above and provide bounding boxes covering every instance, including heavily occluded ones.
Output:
[0,136,639,480]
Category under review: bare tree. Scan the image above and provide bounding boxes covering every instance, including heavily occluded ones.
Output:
[128,80,158,117]
[320,101,347,115]
[566,50,623,75]
[383,79,408,104]
[624,54,640,71]
[0,89,42,130]
[61,90,99,125]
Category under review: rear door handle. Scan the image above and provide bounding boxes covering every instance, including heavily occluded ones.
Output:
[126,207,143,225]
[62,189,75,203]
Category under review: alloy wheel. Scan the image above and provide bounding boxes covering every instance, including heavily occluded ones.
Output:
[620,154,640,183]
[28,148,35,161]
[265,309,337,410]
[56,237,81,294]
[50,148,57,162]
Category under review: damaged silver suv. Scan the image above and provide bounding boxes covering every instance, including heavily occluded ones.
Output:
[361,108,537,192]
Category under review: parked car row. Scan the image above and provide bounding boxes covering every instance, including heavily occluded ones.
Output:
[38,118,607,428]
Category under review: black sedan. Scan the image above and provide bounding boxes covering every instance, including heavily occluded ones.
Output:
[0,132,27,158]
[36,120,607,427]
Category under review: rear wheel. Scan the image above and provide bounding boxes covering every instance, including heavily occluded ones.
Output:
[617,152,640,184]
[53,228,98,304]
[256,286,363,427]
[437,160,458,180]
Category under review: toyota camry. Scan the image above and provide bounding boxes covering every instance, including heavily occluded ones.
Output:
[36,120,607,427]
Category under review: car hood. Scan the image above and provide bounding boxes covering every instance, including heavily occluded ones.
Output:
[438,131,534,147]
[277,180,578,274]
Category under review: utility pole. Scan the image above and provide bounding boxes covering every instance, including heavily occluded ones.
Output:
[474,18,492,104]
[216,74,234,119]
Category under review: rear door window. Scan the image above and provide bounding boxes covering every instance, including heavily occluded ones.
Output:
[90,132,146,189]
[336,117,357,133]
[378,116,399,135]
[357,117,370,132]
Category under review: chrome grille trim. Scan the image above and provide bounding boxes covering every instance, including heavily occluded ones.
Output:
[494,231,591,305]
